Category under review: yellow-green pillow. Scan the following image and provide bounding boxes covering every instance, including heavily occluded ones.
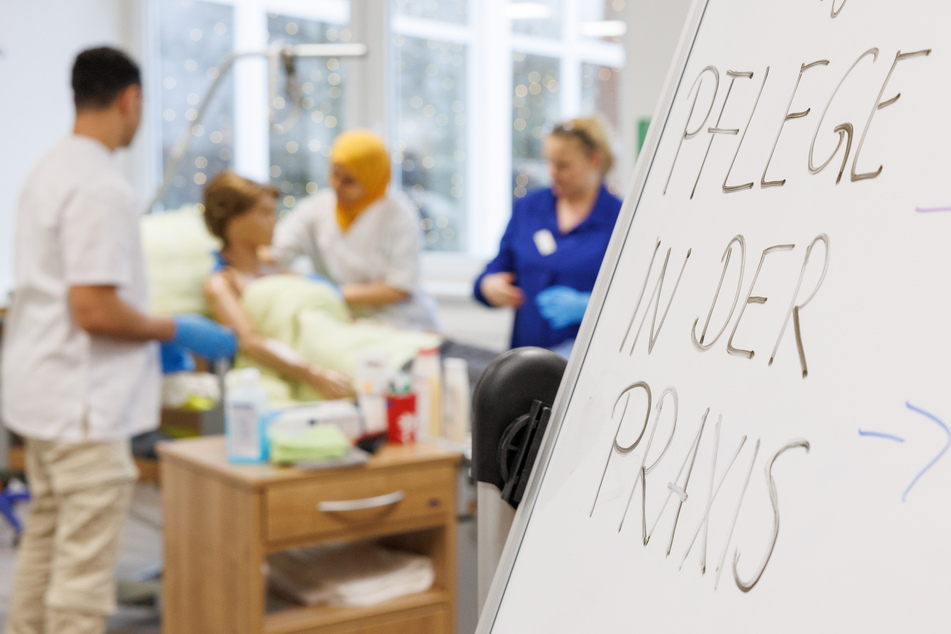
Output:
[141,205,220,316]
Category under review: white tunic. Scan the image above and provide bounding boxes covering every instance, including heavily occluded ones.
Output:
[1,136,160,442]
[272,189,439,330]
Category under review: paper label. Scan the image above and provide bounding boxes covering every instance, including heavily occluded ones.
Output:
[228,403,259,459]
[533,229,557,256]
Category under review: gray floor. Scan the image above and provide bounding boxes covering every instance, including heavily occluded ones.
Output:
[0,483,163,633]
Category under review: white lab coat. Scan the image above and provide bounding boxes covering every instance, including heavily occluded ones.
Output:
[1,135,160,441]
[272,189,439,330]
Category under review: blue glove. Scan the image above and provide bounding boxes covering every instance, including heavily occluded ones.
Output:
[536,286,591,329]
[171,314,237,362]
[159,342,195,374]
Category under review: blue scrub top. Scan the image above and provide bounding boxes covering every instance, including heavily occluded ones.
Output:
[474,185,622,349]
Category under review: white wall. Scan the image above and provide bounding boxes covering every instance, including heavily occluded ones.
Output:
[619,0,694,190]
[0,0,146,306]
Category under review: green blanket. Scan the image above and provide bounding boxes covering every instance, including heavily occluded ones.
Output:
[237,275,441,404]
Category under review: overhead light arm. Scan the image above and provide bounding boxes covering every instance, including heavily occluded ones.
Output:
[150,42,367,211]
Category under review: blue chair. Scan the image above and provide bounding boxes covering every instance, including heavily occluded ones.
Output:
[0,478,30,542]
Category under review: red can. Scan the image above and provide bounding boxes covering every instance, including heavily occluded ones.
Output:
[386,393,417,444]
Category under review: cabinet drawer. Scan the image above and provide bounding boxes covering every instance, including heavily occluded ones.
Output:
[265,464,454,544]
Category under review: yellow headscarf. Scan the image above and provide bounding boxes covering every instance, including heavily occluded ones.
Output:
[330,129,391,231]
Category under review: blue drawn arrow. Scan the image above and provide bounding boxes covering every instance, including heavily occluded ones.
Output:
[858,429,904,443]
[902,402,951,503]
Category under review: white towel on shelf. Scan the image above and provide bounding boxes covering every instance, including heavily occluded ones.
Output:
[161,371,221,408]
[268,542,435,607]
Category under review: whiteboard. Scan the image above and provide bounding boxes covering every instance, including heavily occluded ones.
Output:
[480,0,951,631]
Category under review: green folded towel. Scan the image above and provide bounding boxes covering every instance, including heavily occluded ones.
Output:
[268,424,351,465]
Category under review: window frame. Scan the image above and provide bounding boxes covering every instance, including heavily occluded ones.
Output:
[389,0,625,274]
[148,0,353,200]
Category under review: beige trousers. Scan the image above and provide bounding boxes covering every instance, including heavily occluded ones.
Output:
[5,437,137,634]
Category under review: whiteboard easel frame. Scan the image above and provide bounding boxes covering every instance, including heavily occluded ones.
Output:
[476,0,711,630]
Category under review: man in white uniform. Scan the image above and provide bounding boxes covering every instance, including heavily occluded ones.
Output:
[1,47,235,633]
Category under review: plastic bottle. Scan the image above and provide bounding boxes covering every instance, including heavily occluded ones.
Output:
[225,368,270,463]
[357,351,390,435]
[443,357,471,444]
[411,346,442,439]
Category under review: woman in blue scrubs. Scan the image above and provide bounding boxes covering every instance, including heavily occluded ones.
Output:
[474,117,622,352]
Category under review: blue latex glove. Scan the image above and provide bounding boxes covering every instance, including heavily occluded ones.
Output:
[170,314,237,362]
[536,286,591,329]
[159,341,195,374]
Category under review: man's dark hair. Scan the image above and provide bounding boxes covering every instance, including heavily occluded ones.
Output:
[71,46,141,110]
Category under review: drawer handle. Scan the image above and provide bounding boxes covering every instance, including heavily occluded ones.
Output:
[317,491,405,513]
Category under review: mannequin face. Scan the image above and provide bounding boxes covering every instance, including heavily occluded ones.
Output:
[329,163,368,208]
[544,135,603,200]
[226,193,277,247]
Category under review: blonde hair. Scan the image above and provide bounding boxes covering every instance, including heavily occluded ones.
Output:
[550,116,615,176]
[202,171,278,245]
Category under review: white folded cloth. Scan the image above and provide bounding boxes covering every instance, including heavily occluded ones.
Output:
[268,542,435,607]
[161,371,220,408]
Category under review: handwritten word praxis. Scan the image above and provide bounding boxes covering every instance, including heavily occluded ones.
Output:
[663,48,932,199]
[589,381,810,593]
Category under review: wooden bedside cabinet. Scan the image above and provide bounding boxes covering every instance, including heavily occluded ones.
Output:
[158,436,460,633]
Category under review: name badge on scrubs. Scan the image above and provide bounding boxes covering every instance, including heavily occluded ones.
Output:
[533,229,557,256]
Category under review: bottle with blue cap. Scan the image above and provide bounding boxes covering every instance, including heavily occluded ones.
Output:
[225,367,271,463]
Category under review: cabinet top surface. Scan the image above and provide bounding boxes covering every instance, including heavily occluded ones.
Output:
[158,435,461,488]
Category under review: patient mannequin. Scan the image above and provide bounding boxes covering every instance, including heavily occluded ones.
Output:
[202,170,355,399]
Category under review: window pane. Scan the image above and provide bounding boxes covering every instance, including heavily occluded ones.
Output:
[581,63,622,192]
[508,0,563,39]
[581,64,621,134]
[511,52,560,199]
[267,14,351,215]
[393,35,468,253]
[394,0,468,24]
[158,1,235,210]
[578,0,627,43]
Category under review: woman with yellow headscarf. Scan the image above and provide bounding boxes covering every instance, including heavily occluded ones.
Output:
[271,129,438,330]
